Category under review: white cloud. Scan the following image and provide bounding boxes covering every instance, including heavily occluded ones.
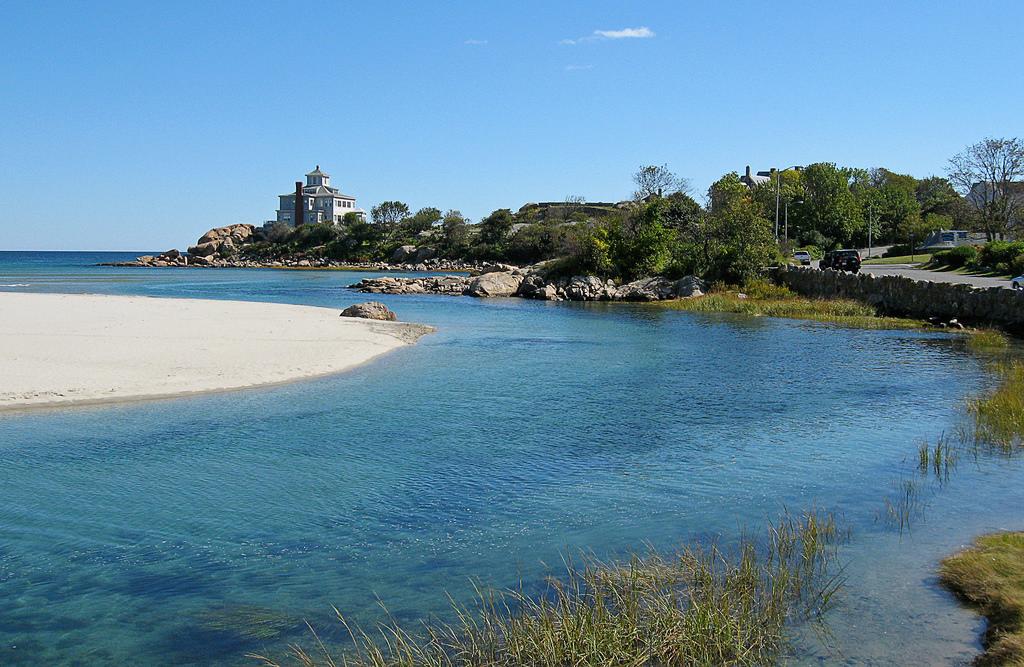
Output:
[464,39,488,45]
[560,26,655,45]
[594,27,654,39]
[565,64,594,71]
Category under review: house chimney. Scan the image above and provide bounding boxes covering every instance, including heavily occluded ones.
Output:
[294,181,304,226]
[745,165,752,179]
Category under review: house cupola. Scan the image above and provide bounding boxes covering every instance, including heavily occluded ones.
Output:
[305,165,330,187]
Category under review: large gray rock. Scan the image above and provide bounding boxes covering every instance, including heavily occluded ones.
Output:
[465,271,523,297]
[391,245,417,263]
[187,241,219,257]
[674,275,706,298]
[413,246,437,262]
[615,277,676,301]
[564,275,615,301]
[340,301,397,321]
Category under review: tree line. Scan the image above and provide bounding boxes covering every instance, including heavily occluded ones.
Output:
[252,137,1022,284]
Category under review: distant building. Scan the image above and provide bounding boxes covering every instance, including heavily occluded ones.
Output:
[275,166,365,226]
[740,165,772,188]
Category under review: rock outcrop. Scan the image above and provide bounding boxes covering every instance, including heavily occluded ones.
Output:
[187,224,255,259]
[349,265,708,303]
[340,301,398,321]
[466,271,524,297]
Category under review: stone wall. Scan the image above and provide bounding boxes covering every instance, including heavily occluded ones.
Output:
[776,266,1024,329]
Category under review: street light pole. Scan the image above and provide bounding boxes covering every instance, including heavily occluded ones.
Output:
[868,204,873,259]
[784,201,789,242]
[774,165,802,241]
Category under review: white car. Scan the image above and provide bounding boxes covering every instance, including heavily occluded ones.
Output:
[1013,275,1024,290]
[793,250,812,266]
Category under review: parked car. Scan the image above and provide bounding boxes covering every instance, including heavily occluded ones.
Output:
[1013,275,1023,290]
[793,250,812,266]
[820,249,862,273]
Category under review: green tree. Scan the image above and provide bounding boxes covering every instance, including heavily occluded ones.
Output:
[796,163,864,248]
[440,209,470,255]
[613,202,675,280]
[370,200,411,245]
[404,207,442,234]
[478,208,515,247]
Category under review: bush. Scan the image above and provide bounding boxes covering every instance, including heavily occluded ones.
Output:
[931,245,978,269]
[1012,254,1024,277]
[884,244,913,257]
[947,245,978,268]
[977,241,1024,271]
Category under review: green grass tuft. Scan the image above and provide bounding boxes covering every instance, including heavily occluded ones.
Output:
[250,511,844,667]
[940,532,1024,666]
[657,281,924,330]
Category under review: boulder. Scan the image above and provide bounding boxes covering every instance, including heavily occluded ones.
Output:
[161,248,181,260]
[616,277,676,301]
[414,246,437,263]
[340,301,398,321]
[190,254,215,266]
[465,271,524,297]
[391,245,417,263]
[674,275,706,298]
[564,275,614,301]
[187,242,219,257]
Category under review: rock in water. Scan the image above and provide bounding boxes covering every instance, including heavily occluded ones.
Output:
[465,271,523,297]
[340,302,398,321]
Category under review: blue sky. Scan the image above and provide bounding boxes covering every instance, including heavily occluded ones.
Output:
[1,1,1022,250]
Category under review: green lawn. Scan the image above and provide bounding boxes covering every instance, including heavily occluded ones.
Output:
[862,253,932,265]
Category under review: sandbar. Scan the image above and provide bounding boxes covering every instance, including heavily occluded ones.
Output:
[0,292,432,411]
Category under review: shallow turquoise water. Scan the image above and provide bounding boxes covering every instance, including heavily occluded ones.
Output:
[1,252,1022,665]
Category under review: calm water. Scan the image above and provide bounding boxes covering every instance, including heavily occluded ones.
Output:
[1,251,1022,665]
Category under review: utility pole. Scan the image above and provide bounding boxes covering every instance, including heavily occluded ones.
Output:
[868,204,874,259]
[774,169,781,240]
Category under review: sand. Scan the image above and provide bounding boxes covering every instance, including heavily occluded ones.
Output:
[0,292,433,411]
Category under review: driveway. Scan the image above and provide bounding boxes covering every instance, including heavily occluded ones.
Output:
[858,264,1014,289]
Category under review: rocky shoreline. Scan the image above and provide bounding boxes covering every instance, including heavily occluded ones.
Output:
[100,223,705,302]
[350,268,706,302]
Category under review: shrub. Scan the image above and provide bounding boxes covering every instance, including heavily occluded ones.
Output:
[1012,254,1024,277]
[946,245,978,268]
[883,243,912,257]
[977,241,1024,271]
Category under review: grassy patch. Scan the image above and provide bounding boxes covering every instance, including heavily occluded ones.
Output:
[967,330,1012,354]
[656,282,924,330]
[968,361,1024,453]
[251,511,843,667]
[940,532,1024,666]
[863,253,933,265]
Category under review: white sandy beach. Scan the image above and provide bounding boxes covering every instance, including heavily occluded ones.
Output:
[0,292,432,410]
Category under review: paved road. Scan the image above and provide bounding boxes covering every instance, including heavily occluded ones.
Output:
[859,264,1014,289]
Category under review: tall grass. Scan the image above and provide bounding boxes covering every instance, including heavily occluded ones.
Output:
[251,511,843,667]
[968,361,1024,453]
[658,281,923,330]
[940,532,1024,666]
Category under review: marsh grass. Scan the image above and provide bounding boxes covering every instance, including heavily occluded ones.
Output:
[251,511,844,667]
[968,361,1024,453]
[940,532,1024,666]
[657,281,923,330]
[966,330,1011,354]
[879,478,925,534]
[917,435,959,485]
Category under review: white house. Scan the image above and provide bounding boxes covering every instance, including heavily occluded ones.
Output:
[275,166,365,226]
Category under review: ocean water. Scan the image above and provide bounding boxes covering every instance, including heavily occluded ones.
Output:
[1,251,1021,665]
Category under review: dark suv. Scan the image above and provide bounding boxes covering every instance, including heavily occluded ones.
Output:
[820,249,861,273]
